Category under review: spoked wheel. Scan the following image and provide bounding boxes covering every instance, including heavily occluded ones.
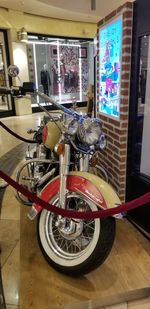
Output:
[38,192,116,276]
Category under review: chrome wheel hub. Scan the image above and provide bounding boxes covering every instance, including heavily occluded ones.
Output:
[58,218,83,240]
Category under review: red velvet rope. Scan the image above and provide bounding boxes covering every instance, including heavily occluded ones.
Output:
[0,121,36,144]
[0,170,149,219]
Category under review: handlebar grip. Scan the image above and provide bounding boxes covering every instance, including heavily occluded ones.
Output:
[0,87,12,95]
[0,83,35,97]
[21,82,35,94]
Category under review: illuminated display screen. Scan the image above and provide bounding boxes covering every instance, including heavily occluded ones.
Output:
[99,17,122,118]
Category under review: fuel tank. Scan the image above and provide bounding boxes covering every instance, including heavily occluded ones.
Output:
[42,121,61,150]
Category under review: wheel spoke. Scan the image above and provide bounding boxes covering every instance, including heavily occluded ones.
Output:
[80,235,91,240]
[59,238,65,248]
[72,239,80,251]
[46,192,98,259]
[84,221,95,231]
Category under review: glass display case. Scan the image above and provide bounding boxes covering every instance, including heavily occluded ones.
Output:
[27,36,94,107]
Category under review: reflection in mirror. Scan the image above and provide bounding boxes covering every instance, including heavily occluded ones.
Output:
[7,65,20,77]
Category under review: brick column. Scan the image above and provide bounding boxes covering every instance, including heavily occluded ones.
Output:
[96,2,133,202]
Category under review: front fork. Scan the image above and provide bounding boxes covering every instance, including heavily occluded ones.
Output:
[57,146,90,232]
[59,144,70,209]
[79,154,89,172]
[55,144,70,229]
[59,148,90,209]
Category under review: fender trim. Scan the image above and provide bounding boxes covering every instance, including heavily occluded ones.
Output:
[33,172,121,214]
[33,173,106,213]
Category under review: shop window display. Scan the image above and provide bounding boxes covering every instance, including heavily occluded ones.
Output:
[50,45,79,97]
[27,36,93,107]
[134,35,150,176]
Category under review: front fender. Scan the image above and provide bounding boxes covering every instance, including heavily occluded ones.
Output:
[33,172,121,215]
[71,171,121,209]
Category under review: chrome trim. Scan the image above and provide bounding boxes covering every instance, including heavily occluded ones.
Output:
[79,154,89,172]
[27,206,38,220]
[59,144,70,209]
[95,164,109,183]
[37,168,56,187]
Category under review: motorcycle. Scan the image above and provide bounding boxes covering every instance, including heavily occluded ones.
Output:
[0,65,121,276]
[16,99,108,205]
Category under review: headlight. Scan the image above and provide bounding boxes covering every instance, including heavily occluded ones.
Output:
[62,115,79,136]
[78,117,102,145]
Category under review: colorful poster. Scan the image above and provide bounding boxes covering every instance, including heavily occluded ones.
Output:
[99,17,122,117]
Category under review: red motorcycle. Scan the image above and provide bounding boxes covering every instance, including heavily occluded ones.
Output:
[0,65,121,276]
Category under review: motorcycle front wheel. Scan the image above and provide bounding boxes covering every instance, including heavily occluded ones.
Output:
[38,192,116,276]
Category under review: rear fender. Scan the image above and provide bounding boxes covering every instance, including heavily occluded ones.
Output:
[32,172,121,217]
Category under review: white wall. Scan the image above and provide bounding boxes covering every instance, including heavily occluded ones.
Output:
[12,42,29,85]
[12,42,32,115]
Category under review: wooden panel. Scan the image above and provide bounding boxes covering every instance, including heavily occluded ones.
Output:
[20,208,150,309]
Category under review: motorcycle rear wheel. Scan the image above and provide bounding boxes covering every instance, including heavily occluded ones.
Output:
[37,192,116,276]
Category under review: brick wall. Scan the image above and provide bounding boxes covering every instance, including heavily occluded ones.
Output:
[96,2,133,202]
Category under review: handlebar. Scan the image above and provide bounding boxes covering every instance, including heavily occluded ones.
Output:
[0,82,35,96]
[0,83,81,119]
[0,87,12,95]
[37,91,80,119]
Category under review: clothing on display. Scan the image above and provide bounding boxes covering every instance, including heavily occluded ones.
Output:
[40,65,51,95]
[64,71,79,92]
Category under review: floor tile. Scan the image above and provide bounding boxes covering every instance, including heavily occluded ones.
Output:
[128,297,150,309]
[6,305,19,309]
[0,113,44,157]
[0,220,20,266]
[104,303,127,308]
[1,185,20,221]
[2,242,20,306]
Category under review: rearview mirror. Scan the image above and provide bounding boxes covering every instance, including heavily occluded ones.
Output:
[8,65,19,77]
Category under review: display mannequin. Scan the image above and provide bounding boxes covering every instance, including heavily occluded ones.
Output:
[60,54,66,93]
[40,64,51,95]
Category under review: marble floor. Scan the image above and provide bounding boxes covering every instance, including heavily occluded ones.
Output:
[0,112,150,309]
[0,112,45,309]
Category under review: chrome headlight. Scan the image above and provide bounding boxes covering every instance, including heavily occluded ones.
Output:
[78,117,102,146]
[62,115,79,136]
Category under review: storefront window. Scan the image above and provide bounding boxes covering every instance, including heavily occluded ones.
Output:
[135,35,150,175]
[0,31,11,112]
[27,36,94,106]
